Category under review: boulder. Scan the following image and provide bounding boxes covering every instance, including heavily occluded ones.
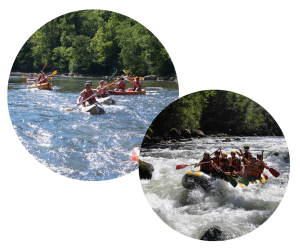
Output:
[143,75,157,80]
[222,138,231,142]
[181,129,191,138]
[139,160,154,180]
[200,226,226,241]
[169,128,181,138]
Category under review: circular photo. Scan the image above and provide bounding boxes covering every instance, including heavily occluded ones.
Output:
[139,90,289,240]
[8,9,179,181]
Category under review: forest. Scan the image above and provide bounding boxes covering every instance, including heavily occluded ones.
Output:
[146,90,283,137]
[12,10,175,77]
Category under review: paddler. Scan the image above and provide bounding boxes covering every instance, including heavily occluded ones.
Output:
[113,77,126,91]
[232,158,245,178]
[211,148,222,177]
[77,81,98,107]
[96,80,108,98]
[37,72,47,84]
[220,158,236,178]
[195,152,213,175]
[133,76,142,91]
[36,71,43,83]
[239,149,263,182]
[237,145,252,164]
[229,151,238,167]
[256,150,269,178]
[29,73,35,79]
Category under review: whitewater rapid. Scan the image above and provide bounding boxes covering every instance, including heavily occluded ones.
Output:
[140,136,289,240]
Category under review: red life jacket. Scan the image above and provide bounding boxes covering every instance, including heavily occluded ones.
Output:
[213,157,222,167]
[200,157,213,173]
[83,89,96,104]
[229,157,237,166]
[221,164,236,174]
[118,81,126,91]
[247,163,261,178]
[41,77,48,83]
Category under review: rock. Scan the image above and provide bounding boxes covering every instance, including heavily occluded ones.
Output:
[234,138,241,140]
[143,75,157,80]
[200,226,226,241]
[96,170,103,176]
[222,138,231,142]
[170,77,176,81]
[169,128,181,138]
[139,160,154,180]
[153,137,162,143]
[143,135,152,143]
[271,152,279,156]
[181,129,191,138]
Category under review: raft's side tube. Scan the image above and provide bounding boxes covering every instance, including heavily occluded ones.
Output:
[182,170,212,191]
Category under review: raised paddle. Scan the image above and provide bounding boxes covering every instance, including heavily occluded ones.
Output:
[212,162,238,188]
[65,81,117,111]
[176,161,210,170]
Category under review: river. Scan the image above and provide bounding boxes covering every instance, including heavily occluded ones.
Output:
[8,74,178,181]
[140,136,289,240]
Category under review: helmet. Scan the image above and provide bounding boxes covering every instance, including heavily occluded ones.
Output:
[231,150,236,154]
[204,152,210,156]
[215,151,220,155]
[244,145,250,149]
[222,153,228,157]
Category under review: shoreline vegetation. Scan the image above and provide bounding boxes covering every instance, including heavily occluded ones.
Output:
[11,10,176,78]
[142,90,283,147]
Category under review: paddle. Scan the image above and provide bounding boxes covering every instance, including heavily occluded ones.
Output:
[212,162,237,188]
[232,173,249,186]
[176,161,210,170]
[259,160,280,178]
[65,81,116,111]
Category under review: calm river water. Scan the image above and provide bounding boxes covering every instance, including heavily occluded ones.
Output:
[8,74,178,181]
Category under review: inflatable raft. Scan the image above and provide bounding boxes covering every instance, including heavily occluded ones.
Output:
[79,103,105,114]
[182,170,267,191]
[108,89,146,95]
[26,78,36,84]
[37,82,52,90]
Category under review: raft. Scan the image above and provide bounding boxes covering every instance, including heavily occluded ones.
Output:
[182,170,267,191]
[37,82,52,90]
[78,103,105,114]
[108,89,146,95]
[96,96,116,105]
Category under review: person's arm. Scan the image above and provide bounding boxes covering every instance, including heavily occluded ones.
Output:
[258,160,269,170]
[77,94,82,105]
[219,147,223,156]
[239,148,250,165]
[235,165,245,176]
[261,150,264,161]
[229,157,232,166]
[210,160,219,171]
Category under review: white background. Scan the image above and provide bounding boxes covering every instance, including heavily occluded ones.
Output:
[1,1,300,249]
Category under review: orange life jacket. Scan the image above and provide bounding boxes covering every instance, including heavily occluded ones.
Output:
[246,163,261,178]
[118,81,126,91]
[229,157,237,166]
[83,89,96,104]
[213,157,222,167]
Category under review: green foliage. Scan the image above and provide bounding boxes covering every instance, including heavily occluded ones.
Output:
[12,10,175,76]
[147,90,282,137]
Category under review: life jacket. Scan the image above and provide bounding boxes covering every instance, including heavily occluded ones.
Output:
[246,163,261,178]
[83,89,96,104]
[41,77,48,83]
[221,164,235,174]
[200,157,213,173]
[229,156,237,166]
[118,81,126,91]
[213,157,222,167]
[37,74,42,82]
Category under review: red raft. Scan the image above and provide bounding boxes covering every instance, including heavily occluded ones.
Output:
[108,89,146,95]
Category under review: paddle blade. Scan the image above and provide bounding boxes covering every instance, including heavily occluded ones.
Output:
[239,177,249,186]
[269,168,280,178]
[227,176,238,188]
[176,164,189,170]
[263,174,269,180]
[22,75,26,78]
[123,69,128,76]
[65,108,75,111]
[130,147,140,161]
[52,70,57,76]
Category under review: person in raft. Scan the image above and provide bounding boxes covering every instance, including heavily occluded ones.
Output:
[37,72,48,84]
[133,77,142,91]
[29,73,35,79]
[195,152,213,175]
[113,78,126,91]
[256,150,269,178]
[211,148,222,177]
[232,158,245,178]
[239,149,263,182]
[77,81,98,107]
[96,80,108,98]
[210,157,235,180]
[228,151,238,167]
[36,71,44,83]
[237,145,252,164]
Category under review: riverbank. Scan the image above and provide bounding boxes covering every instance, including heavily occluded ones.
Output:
[10,72,178,82]
[142,128,283,148]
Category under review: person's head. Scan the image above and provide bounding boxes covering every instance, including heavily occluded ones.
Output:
[30,73,34,76]
[250,156,256,164]
[221,157,229,166]
[215,150,220,157]
[203,152,210,160]
[231,150,236,157]
[222,153,228,158]
[244,145,250,151]
[99,80,105,86]
[85,81,92,89]
[257,153,262,160]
